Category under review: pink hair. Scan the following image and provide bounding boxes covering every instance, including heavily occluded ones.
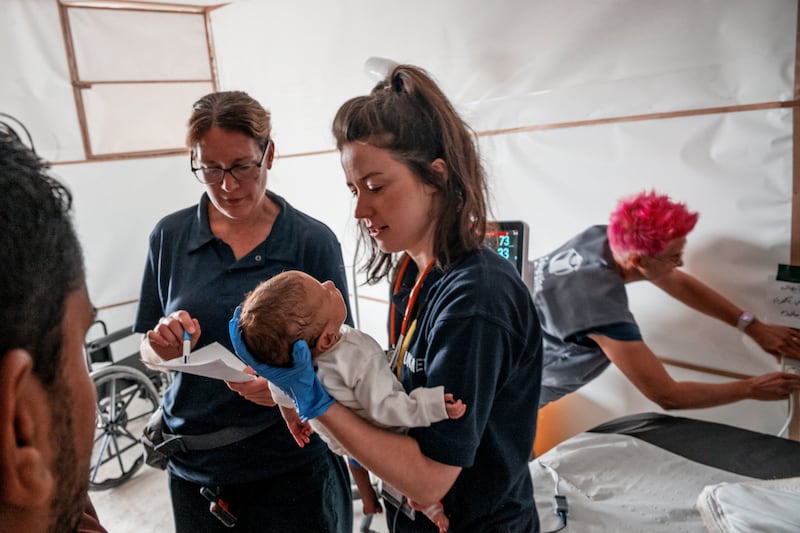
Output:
[607,190,699,257]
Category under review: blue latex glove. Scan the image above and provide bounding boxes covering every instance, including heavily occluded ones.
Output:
[229,306,335,421]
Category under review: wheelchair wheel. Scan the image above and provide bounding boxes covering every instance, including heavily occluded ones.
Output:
[89,365,160,491]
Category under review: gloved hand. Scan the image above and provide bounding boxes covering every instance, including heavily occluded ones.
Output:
[229,306,335,421]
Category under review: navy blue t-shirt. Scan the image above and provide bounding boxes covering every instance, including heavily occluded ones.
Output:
[391,248,542,532]
[134,191,352,485]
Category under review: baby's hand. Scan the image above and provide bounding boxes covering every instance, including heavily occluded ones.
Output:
[287,417,314,448]
[279,405,314,447]
[444,393,466,419]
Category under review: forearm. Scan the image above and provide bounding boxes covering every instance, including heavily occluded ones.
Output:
[656,379,751,410]
[349,462,377,500]
[596,335,799,408]
[317,403,459,505]
[653,271,800,360]
[350,461,372,488]
[654,270,741,327]
[278,404,295,420]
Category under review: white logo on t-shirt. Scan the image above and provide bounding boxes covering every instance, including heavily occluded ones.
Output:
[403,350,424,373]
[548,249,583,275]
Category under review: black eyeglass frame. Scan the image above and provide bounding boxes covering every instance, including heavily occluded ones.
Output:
[190,138,271,185]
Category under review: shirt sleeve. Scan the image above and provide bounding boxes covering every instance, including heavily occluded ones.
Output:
[269,382,296,408]
[133,231,164,333]
[351,351,448,429]
[410,315,515,467]
[578,321,642,342]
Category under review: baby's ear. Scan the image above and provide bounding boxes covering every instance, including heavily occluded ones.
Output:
[314,330,339,354]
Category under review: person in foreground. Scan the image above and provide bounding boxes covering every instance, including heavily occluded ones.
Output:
[237,65,543,532]
[230,270,466,532]
[0,132,106,532]
[134,91,353,532]
[534,190,800,409]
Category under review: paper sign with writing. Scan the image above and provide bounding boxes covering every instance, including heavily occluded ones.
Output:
[765,265,800,328]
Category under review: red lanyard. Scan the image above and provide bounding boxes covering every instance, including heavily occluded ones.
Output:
[389,256,434,378]
[390,256,434,346]
[389,256,411,346]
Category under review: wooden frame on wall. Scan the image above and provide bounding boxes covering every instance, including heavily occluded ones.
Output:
[57,0,222,161]
[790,3,800,439]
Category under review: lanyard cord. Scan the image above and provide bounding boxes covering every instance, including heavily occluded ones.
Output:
[399,260,434,338]
[390,257,435,378]
[389,255,413,346]
[392,258,434,342]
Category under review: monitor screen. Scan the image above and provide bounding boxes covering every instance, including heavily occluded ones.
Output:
[484,221,529,286]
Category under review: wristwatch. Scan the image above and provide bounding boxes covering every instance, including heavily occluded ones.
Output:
[736,310,755,332]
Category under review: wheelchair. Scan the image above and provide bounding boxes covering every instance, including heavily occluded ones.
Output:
[85,320,170,490]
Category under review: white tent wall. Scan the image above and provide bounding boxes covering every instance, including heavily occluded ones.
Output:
[2,0,797,444]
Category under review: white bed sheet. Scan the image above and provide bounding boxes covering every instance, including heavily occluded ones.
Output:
[531,432,756,532]
[696,477,800,533]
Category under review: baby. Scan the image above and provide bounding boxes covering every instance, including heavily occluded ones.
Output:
[230,270,465,532]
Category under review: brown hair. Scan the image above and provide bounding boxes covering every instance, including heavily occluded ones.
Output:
[238,271,324,367]
[187,90,272,149]
[332,65,489,284]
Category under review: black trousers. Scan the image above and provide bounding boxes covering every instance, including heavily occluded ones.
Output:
[169,450,352,533]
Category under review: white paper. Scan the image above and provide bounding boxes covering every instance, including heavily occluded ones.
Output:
[154,342,255,383]
[765,277,800,329]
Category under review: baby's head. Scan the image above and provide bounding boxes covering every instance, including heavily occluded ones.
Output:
[238,270,347,367]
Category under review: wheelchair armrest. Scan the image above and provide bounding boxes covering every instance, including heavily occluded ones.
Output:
[85,326,137,353]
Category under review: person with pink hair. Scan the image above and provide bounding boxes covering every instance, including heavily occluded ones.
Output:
[534,189,800,409]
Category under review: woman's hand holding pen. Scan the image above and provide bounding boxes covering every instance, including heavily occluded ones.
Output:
[144,310,201,361]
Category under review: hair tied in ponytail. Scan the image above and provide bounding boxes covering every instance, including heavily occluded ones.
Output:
[390,70,404,92]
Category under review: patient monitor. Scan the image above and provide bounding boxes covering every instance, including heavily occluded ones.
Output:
[485,220,532,290]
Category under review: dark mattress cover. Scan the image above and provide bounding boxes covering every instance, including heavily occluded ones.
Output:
[589,412,800,480]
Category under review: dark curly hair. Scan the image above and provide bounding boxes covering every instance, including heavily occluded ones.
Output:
[0,131,85,386]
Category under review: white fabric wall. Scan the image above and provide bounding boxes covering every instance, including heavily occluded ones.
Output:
[2,0,796,437]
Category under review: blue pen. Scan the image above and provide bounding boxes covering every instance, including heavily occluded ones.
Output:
[183,331,191,364]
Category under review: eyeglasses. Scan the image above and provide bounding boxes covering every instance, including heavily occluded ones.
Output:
[190,139,270,185]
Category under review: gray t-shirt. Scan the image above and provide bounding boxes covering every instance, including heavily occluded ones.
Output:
[533,225,640,406]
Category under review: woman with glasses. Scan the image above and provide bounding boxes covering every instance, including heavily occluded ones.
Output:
[534,189,800,412]
[134,90,353,532]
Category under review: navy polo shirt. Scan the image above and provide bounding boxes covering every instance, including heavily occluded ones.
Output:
[134,191,352,485]
[392,248,542,531]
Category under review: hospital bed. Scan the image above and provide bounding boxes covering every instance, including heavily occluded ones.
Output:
[531,412,800,533]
